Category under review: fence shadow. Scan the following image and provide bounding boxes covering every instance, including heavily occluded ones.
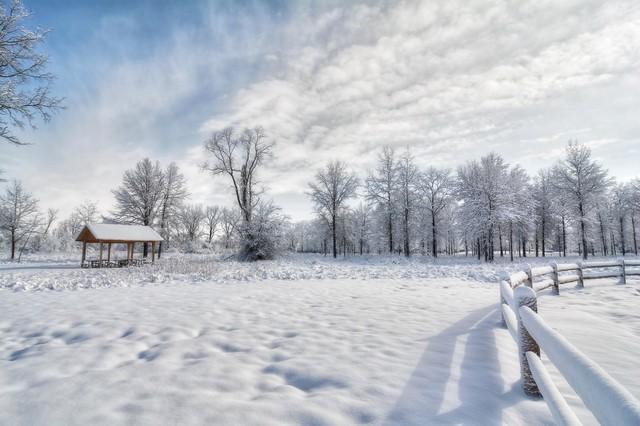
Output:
[384,305,517,425]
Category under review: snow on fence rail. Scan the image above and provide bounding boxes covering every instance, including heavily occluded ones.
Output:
[499,259,640,425]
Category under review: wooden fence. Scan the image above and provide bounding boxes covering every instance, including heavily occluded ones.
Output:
[499,258,640,425]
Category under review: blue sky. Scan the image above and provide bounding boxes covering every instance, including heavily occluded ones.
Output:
[1,0,640,221]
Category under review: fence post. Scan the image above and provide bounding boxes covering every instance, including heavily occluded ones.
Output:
[551,262,559,295]
[620,258,626,285]
[577,262,584,288]
[515,286,541,397]
[526,265,533,288]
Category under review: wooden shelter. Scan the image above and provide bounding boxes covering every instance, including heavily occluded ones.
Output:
[75,223,163,268]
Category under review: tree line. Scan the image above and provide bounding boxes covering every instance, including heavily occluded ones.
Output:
[304,141,638,261]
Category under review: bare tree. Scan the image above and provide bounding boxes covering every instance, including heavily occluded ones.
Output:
[179,204,205,242]
[0,180,40,259]
[157,163,188,258]
[43,208,57,235]
[0,1,62,145]
[220,207,240,249]
[418,167,453,257]
[205,205,220,244]
[31,207,57,252]
[203,127,274,259]
[353,202,372,255]
[552,141,611,260]
[532,169,553,257]
[75,200,99,225]
[308,160,359,258]
[396,149,418,257]
[112,158,165,257]
[366,146,398,253]
[611,183,630,256]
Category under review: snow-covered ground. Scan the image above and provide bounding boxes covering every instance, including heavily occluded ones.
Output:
[0,253,638,425]
[0,252,589,291]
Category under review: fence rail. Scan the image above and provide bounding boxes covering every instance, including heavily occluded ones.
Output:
[499,259,640,425]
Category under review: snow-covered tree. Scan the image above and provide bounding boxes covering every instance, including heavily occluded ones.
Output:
[203,127,275,260]
[308,160,359,258]
[396,149,418,257]
[111,158,165,257]
[0,180,40,260]
[220,207,240,250]
[238,200,288,261]
[456,153,511,262]
[157,163,188,258]
[610,183,631,256]
[352,202,372,255]
[552,141,611,260]
[205,205,221,245]
[178,204,205,244]
[532,169,554,257]
[629,179,640,255]
[365,147,398,254]
[418,167,453,257]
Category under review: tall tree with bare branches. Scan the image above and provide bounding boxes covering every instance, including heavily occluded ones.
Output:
[205,205,220,244]
[366,146,398,254]
[203,127,274,260]
[418,167,453,257]
[396,149,418,257]
[157,163,188,258]
[308,161,359,258]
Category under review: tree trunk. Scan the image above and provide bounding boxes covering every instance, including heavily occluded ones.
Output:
[431,210,437,258]
[579,202,588,260]
[509,222,514,262]
[562,216,567,257]
[632,215,638,256]
[404,207,410,258]
[541,216,546,257]
[332,214,337,258]
[599,212,607,256]
[10,230,16,261]
[388,213,393,254]
[619,215,626,256]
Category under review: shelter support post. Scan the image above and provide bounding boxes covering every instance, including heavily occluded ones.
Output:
[81,242,87,266]
[107,243,112,262]
[152,241,156,263]
[99,243,103,264]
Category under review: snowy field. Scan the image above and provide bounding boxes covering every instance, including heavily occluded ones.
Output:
[0,254,638,425]
[0,252,560,291]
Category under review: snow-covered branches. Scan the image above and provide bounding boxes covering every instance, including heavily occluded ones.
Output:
[552,141,612,259]
[418,167,453,258]
[0,0,62,145]
[0,180,41,259]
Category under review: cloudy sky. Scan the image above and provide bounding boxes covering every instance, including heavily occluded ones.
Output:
[1,0,640,221]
